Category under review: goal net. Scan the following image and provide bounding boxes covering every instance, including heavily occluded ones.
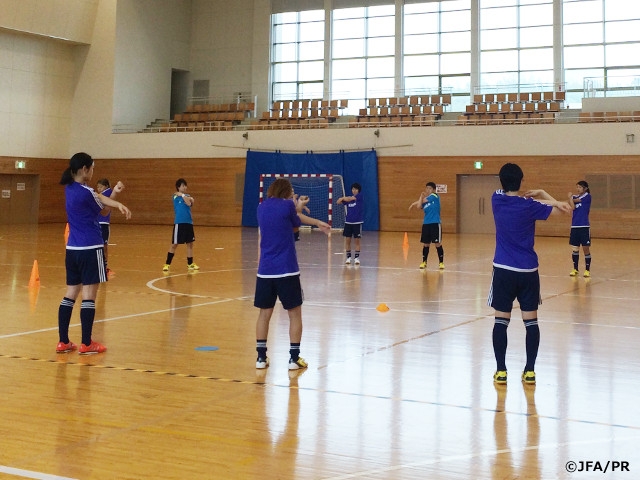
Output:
[259,174,346,229]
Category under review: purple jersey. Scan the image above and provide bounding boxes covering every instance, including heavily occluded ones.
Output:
[571,192,591,227]
[98,187,112,224]
[257,197,302,278]
[345,192,364,224]
[492,190,553,272]
[65,182,104,250]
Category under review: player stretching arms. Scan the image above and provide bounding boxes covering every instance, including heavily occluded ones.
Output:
[337,182,364,265]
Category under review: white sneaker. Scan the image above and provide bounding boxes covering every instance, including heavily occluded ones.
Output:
[345,257,351,265]
[354,258,360,265]
[256,357,269,369]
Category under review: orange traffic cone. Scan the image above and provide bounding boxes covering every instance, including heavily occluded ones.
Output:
[403,232,409,247]
[28,260,40,287]
[64,223,69,245]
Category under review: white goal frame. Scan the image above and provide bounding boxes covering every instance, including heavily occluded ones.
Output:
[259,173,343,227]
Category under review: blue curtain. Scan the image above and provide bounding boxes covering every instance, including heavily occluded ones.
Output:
[242,150,379,230]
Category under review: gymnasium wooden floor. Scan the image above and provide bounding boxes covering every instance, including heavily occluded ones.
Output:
[0,224,638,480]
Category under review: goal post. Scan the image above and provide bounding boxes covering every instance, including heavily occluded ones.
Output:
[259,174,346,229]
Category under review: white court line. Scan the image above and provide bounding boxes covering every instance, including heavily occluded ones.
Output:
[322,435,640,480]
[0,297,251,340]
[0,465,77,480]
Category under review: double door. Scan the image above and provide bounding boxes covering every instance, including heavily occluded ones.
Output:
[0,174,40,224]
[457,174,500,234]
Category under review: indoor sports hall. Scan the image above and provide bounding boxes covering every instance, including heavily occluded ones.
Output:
[1,1,639,479]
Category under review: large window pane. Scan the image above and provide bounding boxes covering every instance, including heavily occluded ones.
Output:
[299,22,325,42]
[564,68,603,90]
[563,0,603,24]
[367,37,395,57]
[367,16,395,36]
[273,23,297,43]
[299,61,324,81]
[333,39,365,58]
[480,71,519,87]
[563,23,603,45]
[273,43,296,62]
[299,10,324,22]
[333,18,365,39]
[299,82,323,99]
[519,4,553,27]
[404,34,439,54]
[606,44,640,67]
[481,29,517,50]
[520,70,554,86]
[273,82,297,99]
[367,77,394,97]
[440,52,471,74]
[482,50,518,73]
[273,63,297,82]
[299,41,324,61]
[520,26,553,48]
[368,5,395,17]
[333,7,364,20]
[481,7,517,29]
[564,45,604,68]
[520,48,553,71]
[333,59,365,79]
[404,55,439,76]
[605,0,640,21]
[442,75,470,92]
[368,57,395,78]
[605,20,640,43]
[405,3,438,15]
[332,79,365,98]
[441,31,471,52]
[441,10,470,32]
[404,13,438,35]
[404,76,440,93]
[442,0,471,12]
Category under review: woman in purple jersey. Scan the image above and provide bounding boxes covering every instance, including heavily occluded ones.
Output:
[56,153,131,355]
[567,180,592,277]
[254,178,330,371]
[488,163,570,386]
[96,178,125,277]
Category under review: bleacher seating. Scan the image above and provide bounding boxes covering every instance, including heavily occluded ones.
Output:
[159,102,255,132]
[577,111,640,123]
[249,99,349,129]
[350,95,450,128]
[459,91,564,125]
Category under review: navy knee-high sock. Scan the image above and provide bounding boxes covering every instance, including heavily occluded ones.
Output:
[436,245,444,263]
[80,300,96,346]
[58,297,75,343]
[572,252,579,270]
[422,246,429,262]
[492,318,510,371]
[524,319,540,372]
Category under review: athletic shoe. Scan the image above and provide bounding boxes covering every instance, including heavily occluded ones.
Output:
[569,269,579,277]
[419,261,427,269]
[106,268,115,277]
[493,370,507,384]
[354,258,360,265]
[56,341,77,353]
[521,370,536,384]
[256,357,269,369]
[583,270,590,278]
[188,263,200,270]
[162,264,170,272]
[78,341,107,355]
[345,257,351,265]
[439,262,445,270]
[288,356,308,370]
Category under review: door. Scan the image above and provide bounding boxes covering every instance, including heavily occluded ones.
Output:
[458,174,501,234]
[0,174,40,224]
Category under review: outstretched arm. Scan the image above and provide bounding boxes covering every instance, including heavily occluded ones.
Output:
[98,194,132,219]
[408,193,425,211]
[524,189,571,215]
[337,195,356,204]
[297,213,331,234]
[567,192,576,210]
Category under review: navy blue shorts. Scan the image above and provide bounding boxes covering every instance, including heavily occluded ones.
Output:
[172,223,195,244]
[420,223,441,244]
[343,223,362,238]
[254,275,303,310]
[569,227,591,247]
[488,267,541,312]
[65,248,107,285]
[100,223,110,244]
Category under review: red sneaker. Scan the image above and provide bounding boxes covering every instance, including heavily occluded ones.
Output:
[78,341,107,355]
[56,341,77,353]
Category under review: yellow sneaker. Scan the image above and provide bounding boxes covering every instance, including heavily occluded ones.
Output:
[162,264,170,272]
[439,262,445,270]
[569,269,579,277]
[583,270,590,278]
[521,370,536,384]
[419,261,427,269]
[493,370,507,384]
[188,263,200,270]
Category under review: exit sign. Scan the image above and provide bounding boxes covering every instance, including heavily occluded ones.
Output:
[474,161,483,170]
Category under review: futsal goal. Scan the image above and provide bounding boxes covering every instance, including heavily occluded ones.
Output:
[259,174,346,229]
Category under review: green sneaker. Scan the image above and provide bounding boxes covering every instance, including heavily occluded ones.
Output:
[493,370,507,384]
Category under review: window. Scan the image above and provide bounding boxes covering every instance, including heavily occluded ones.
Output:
[272,10,325,101]
[403,1,471,111]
